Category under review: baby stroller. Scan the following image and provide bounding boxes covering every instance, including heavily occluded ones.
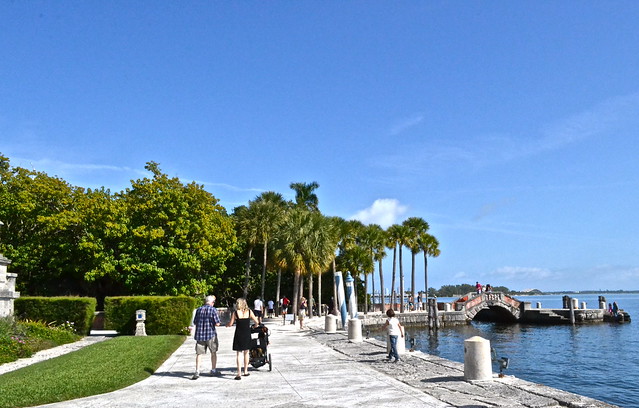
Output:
[249,324,272,371]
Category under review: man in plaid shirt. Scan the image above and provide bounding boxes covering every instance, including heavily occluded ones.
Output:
[191,295,221,379]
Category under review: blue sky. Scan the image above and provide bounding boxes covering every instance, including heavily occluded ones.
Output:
[2,2,639,293]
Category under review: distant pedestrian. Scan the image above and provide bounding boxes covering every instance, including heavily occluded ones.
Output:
[298,296,308,329]
[253,297,264,323]
[227,298,260,380]
[608,303,613,314]
[191,295,221,380]
[476,281,482,294]
[281,296,290,315]
[382,309,404,362]
[612,301,619,317]
[267,299,275,318]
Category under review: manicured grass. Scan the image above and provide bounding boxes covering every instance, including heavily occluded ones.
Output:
[0,335,185,408]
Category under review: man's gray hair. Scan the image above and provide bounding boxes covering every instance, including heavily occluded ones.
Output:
[205,295,216,304]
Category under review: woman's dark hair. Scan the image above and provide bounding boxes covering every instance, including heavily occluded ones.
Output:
[386,309,395,317]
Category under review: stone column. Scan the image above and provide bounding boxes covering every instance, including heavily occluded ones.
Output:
[0,254,19,318]
[464,336,492,381]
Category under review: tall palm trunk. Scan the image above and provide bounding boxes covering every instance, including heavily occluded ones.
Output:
[411,251,417,311]
[364,272,368,314]
[318,269,323,316]
[243,245,254,298]
[308,272,314,318]
[378,258,385,312]
[399,244,405,313]
[390,246,397,308]
[332,259,338,315]
[260,241,268,300]
[370,262,375,313]
[275,267,282,316]
[423,252,429,314]
[292,269,300,324]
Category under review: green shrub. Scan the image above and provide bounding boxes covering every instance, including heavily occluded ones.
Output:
[14,297,97,335]
[105,296,198,335]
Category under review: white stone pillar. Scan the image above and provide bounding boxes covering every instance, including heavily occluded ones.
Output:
[347,318,362,343]
[464,336,492,381]
[581,302,587,310]
[325,314,337,334]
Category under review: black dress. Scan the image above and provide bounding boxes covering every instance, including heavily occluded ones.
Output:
[232,311,252,351]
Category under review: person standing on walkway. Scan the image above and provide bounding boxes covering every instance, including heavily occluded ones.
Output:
[253,297,264,324]
[382,309,404,362]
[267,299,275,318]
[191,295,221,379]
[298,296,308,329]
[227,297,260,380]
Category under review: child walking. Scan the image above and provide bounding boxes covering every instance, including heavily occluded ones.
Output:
[382,308,404,362]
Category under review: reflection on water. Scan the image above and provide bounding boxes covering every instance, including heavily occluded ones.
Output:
[373,294,639,408]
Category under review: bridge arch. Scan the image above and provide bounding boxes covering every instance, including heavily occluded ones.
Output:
[454,292,522,323]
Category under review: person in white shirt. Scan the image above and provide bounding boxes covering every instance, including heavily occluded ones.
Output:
[267,299,275,318]
[253,298,264,323]
[382,308,404,362]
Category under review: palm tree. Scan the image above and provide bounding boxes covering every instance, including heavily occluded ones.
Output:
[360,224,386,313]
[273,208,334,322]
[289,181,320,211]
[403,217,430,309]
[252,191,287,301]
[232,204,259,298]
[386,224,400,310]
[418,232,440,302]
[387,223,410,312]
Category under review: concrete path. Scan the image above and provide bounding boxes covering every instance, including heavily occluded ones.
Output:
[36,318,452,408]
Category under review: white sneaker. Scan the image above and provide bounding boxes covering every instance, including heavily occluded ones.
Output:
[191,372,200,380]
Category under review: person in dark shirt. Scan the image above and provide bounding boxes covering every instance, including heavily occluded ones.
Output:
[191,295,221,379]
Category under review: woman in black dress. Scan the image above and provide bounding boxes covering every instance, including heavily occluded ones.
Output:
[226,297,260,380]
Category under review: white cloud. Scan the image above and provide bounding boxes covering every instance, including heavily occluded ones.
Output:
[389,113,424,136]
[351,198,408,228]
[488,266,553,280]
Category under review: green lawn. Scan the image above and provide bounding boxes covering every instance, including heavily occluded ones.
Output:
[0,335,185,408]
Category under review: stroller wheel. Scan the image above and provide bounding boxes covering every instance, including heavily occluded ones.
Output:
[268,353,272,372]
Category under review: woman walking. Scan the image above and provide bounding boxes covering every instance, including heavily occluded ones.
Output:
[226,297,260,380]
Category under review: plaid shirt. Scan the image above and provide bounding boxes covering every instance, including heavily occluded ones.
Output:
[193,304,220,341]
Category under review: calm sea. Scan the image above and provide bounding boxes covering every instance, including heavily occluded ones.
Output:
[378,293,639,408]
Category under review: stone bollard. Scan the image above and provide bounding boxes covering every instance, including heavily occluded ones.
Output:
[135,309,147,336]
[464,336,492,381]
[386,333,406,355]
[581,302,587,310]
[444,303,452,312]
[325,314,337,334]
[536,302,542,308]
[571,298,579,309]
[599,301,606,309]
[347,318,362,342]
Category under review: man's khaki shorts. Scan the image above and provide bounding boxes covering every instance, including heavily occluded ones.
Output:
[195,335,219,355]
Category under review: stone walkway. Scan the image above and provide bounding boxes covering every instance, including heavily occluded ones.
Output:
[1,317,618,407]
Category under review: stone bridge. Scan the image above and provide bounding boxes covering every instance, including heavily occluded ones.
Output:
[453,292,522,322]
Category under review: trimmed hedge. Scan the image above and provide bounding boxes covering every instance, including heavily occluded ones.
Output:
[14,297,97,335]
[104,296,198,335]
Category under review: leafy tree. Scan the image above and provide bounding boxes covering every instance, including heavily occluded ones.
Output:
[115,162,236,296]
[387,224,410,312]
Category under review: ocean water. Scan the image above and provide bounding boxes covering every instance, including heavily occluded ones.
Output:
[379,294,639,408]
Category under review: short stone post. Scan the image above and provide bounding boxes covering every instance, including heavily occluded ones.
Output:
[464,336,492,381]
[325,314,337,334]
[536,302,542,308]
[135,309,147,336]
[347,318,362,342]
[581,302,587,310]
